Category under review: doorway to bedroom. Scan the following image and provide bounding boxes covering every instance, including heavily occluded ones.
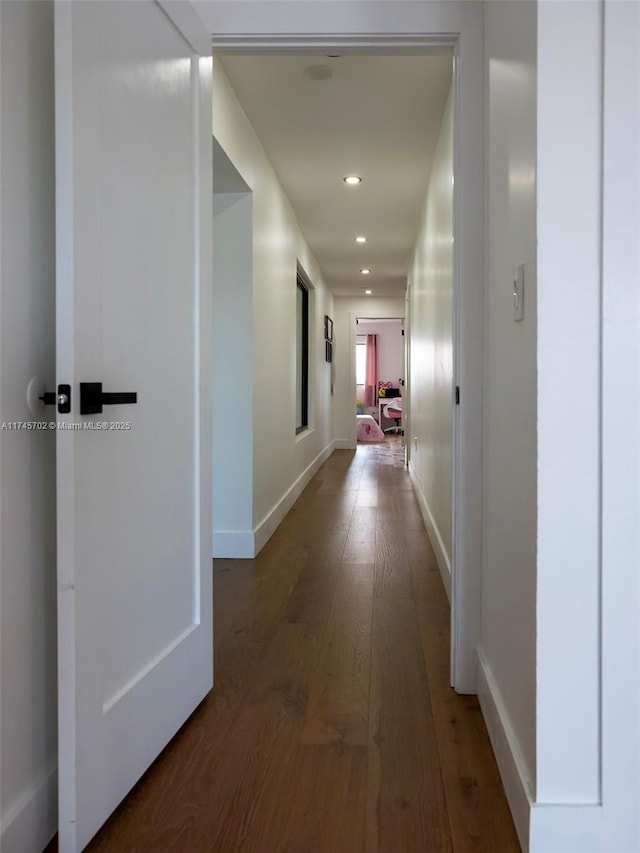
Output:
[355,317,405,444]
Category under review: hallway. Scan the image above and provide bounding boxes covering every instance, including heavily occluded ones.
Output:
[79,439,519,852]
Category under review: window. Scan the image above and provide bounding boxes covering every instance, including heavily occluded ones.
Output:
[296,274,309,433]
[356,337,366,385]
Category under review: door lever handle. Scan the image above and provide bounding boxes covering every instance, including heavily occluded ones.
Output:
[39,384,72,414]
[80,382,137,415]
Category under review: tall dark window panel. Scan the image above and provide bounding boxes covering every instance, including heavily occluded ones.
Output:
[296,275,309,433]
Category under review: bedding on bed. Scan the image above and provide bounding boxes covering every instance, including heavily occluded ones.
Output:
[356,414,385,443]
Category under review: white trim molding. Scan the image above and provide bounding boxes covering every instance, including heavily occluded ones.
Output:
[158,1,212,55]
[477,650,533,853]
[409,460,452,603]
[0,766,57,853]
[212,530,255,559]
[529,3,640,851]
[253,440,336,555]
[333,438,356,451]
[214,441,337,558]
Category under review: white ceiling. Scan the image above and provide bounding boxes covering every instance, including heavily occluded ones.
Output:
[218,53,453,297]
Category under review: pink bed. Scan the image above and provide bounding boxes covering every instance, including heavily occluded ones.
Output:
[356,414,385,442]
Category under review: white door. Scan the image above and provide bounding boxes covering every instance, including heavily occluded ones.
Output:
[55,3,212,849]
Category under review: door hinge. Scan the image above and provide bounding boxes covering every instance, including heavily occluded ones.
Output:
[455,386,460,405]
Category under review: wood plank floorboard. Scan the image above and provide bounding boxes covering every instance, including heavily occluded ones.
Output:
[300,591,372,747]
[266,744,368,853]
[368,597,453,853]
[342,507,378,563]
[421,623,521,852]
[376,486,403,518]
[47,437,519,853]
[333,561,376,603]
[374,520,414,599]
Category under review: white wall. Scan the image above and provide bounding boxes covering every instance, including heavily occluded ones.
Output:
[212,59,335,554]
[332,297,405,447]
[476,3,538,845]
[529,1,640,850]
[0,2,58,850]
[407,84,454,596]
[212,190,253,556]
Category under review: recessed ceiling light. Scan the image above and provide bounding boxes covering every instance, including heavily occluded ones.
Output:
[343,176,362,185]
[360,269,371,275]
[355,236,367,243]
[364,289,373,295]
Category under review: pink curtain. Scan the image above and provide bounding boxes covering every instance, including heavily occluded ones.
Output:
[363,334,378,407]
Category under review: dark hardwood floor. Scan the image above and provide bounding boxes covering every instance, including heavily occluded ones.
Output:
[49,438,520,852]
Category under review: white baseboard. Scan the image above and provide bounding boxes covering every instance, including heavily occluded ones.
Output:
[213,441,337,559]
[408,461,452,602]
[253,440,336,555]
[477,650,533,852]
[1,765,57,853]
[212,530,255,558]
[333,437,356,450]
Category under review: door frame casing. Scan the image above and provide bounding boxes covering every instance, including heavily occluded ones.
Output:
[207,0,483,693]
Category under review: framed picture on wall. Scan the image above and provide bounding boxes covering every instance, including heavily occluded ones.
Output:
[325,340,333,363]
[324,315,333,342]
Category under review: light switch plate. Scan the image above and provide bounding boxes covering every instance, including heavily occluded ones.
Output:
[513,264,525,322]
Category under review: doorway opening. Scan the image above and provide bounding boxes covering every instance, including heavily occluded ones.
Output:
[211,30,483,693]
[354,316,405,438]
